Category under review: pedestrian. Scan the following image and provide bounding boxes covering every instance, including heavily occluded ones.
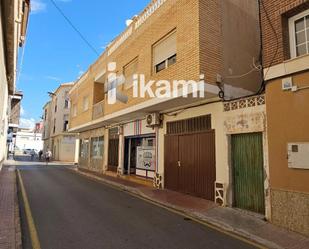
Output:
[45,149,52,165]
[38,150,43,161]
[30,149,35,161]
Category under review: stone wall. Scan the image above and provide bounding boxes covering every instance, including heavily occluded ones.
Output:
[271,188,309,236]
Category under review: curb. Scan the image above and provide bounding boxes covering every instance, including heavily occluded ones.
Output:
[71,168,281,249]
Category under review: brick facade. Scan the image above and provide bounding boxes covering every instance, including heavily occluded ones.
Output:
[69,0,262,131]
[260,0,309,67]
[261,0,309,236]
[9,98,21,125]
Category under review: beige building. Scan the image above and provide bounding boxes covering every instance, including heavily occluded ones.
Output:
[42,83,77,162]
[69,0,268,217]
[0,0,30,169]
[42,101,52,151]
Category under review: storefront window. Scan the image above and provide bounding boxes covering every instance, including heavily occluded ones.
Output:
[80,139,89,159]
[91,136,104,159]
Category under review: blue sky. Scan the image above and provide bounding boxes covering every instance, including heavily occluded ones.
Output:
[18,0,149,128]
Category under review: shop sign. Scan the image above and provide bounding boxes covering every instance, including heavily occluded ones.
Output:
[136,146,155,171]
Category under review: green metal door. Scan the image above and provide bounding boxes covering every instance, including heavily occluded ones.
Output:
[232,133,265,214]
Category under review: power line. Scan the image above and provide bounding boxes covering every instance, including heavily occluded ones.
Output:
[259,0,279,85]
[17,33,27,88]
[49,0,100,56]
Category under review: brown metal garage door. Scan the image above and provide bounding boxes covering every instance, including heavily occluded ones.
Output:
[164,130,216,200]
[108,139,119,172]
[108,128,119,172]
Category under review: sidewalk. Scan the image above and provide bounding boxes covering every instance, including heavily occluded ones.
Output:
[75,167,309,249]
[0,162,21,249]
[12,155,76,167]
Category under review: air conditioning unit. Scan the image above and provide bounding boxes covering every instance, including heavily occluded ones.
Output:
[146,113,161,127]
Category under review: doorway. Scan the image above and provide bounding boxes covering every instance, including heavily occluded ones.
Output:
[164,130,216,200]
[231,132,265,214]
[124,135,155,177]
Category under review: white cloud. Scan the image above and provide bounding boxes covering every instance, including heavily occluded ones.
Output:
[46,75,61,81]
[31,0,71,14]
[77,70,84,78]
[20,118,36,129]
[20,106,25,116]
[31,0,47,14]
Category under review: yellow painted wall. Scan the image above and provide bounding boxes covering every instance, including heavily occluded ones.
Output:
[266,71,309,193]
[70,73,94,128]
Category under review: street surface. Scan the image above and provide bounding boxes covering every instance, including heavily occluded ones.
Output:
[17,159,257,249]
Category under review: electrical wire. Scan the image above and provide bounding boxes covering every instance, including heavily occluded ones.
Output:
[257,0,266,94]
[16,34,27,89]
[224,68,257,79]
[49,0,100,56]
[295,86,309,91]
[16,4,31,89]
[259,0,279,88]
[223,58,262,80]
[216,0,277,101]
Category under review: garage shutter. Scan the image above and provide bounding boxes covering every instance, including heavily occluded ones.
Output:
[166,115,211,134]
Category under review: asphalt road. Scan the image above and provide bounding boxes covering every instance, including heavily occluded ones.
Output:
[17,163,258,249]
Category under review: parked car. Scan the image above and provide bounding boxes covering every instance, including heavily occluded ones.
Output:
[23,149,38,155]
[23,149,32,155]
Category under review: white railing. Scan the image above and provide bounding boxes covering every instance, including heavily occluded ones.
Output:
[107,0,169,56]
[134,0,168,30]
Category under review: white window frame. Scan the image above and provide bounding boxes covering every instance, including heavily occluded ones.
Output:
[289,9,309,58]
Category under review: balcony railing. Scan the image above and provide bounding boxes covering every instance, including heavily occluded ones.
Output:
[92,100,104,120]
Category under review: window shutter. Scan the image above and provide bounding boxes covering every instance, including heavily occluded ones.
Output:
[153,31,176,66]
[124,58,138,88]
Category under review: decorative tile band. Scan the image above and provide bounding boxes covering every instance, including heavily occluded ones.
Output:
[153,173,163,189]
[224,95,265,112]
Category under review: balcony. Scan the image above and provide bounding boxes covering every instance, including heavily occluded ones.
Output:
[92,100,104,120]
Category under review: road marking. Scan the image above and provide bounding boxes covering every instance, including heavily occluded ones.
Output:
[17,170,42,249]
[74,169,266,249]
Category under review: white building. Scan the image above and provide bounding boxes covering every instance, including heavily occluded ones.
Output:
[42,83,78,162]
[15,128,43,152]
